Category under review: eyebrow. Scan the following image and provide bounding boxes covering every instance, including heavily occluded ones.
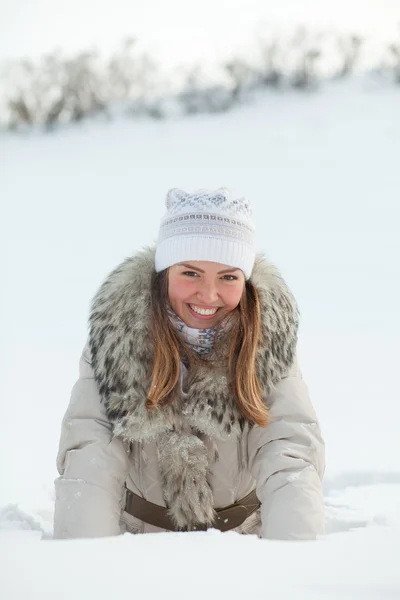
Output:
[178,263,240,275]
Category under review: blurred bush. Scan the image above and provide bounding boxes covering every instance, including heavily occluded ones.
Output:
[0,25,399,132]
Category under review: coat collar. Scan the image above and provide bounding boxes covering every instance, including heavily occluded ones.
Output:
[88,245,299,436]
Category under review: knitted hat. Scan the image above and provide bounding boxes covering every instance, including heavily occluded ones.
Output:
[155,187,256,279]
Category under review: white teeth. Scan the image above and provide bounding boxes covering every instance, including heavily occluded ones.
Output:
[189,304,218,316]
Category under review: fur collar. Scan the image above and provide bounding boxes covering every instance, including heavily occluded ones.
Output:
[88,246,299,529]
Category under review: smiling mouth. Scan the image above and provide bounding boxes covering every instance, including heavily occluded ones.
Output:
[187,304,220,318]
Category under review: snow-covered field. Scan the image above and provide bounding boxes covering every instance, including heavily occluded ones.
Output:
[1,526,399,600]
[1,79,399,597]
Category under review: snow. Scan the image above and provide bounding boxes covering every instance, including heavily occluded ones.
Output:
[1,527,400,599]
[1,78,400,597]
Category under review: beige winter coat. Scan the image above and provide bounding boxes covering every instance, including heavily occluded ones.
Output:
[54,248,325,540]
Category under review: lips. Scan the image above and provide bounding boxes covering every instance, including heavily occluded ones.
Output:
[187,304,220,319]
[189,304,218,315]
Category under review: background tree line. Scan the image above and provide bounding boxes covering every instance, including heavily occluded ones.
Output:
[1,26,400,132]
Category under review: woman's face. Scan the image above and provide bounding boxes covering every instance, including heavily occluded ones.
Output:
[167,261,245,329]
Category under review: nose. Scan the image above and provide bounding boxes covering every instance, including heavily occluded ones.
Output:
[196,280,219,305]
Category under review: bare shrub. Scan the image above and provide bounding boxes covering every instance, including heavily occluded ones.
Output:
[288,28,322,89]
[257,37,283,87]
[336,35,363,77]
[61,51,107,123]
[108,38,164,115]
[388,42,400,83]
[224,57,257,99]
[2,51,107,129]
[179,66,234,115]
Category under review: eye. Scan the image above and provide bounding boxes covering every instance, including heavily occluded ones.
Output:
[222,275,238,281]
[182,271,200,277]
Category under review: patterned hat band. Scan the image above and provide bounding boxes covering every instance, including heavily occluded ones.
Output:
[155,189,256,279]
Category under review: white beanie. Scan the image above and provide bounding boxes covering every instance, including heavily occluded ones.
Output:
[155,187,256,279]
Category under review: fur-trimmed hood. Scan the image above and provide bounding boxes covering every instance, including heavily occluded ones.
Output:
[88,246,299,529]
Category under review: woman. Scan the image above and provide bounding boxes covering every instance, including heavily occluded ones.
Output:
[54,187,325,540]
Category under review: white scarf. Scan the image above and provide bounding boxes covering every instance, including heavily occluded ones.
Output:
[167,305,233,356]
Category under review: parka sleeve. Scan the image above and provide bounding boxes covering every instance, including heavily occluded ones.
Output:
[53,342,130,539]
[247,357,325,540]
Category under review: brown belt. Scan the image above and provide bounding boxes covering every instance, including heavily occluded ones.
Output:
[124,486,260,532]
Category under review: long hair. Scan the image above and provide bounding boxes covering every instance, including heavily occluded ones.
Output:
[146,269,268,427]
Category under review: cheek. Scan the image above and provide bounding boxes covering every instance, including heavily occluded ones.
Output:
[224,284,245,309]
[168,277,191,304]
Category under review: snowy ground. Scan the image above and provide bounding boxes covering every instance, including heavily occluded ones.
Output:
[1,78,399,597]
[1,526,399,600]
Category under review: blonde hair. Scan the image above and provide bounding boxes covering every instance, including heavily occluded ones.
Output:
[146,269,268,427]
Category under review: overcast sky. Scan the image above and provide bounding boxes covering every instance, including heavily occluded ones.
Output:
[1,0,399,65]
